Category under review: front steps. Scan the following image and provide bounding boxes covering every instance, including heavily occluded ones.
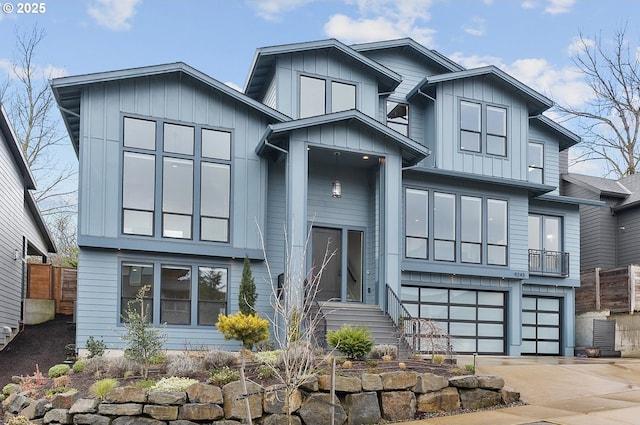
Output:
[318,302,409,357]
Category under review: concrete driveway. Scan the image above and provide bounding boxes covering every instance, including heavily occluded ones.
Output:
[401,355,640,425]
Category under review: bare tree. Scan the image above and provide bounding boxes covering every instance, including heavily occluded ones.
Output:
[556,25,640,177]
[48,212,78,267]
[2,24,77,215]
[257,221,337,423]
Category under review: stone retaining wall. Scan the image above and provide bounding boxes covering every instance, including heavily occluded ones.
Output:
[2,371,520,425]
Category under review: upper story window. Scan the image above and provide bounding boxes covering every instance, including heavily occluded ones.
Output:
[528,214,568,276]
[460,100,507,157]
[387,101,409,136]
[299,75,356,118]
[122,116,231,243]
[528,142,544,184]
[404,188,508,266]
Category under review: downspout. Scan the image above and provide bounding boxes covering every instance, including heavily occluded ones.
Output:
[414,89,437,168]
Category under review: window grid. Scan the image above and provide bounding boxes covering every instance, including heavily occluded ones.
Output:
[121,116,231,243]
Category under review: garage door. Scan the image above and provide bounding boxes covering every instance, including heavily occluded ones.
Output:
[522,296,561,355]
[401,286,506,355]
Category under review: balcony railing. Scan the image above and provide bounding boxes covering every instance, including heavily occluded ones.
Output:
[528,249,569,277]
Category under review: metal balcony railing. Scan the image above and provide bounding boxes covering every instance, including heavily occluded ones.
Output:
[528,249,569,277]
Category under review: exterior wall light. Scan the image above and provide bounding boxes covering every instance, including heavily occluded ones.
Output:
[332,152,342,198]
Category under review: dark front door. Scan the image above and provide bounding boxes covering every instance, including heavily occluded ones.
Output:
[312,227,342,301]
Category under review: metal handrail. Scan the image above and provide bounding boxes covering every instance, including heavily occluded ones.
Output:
[385,284,414,353]
[308,299,327,350]
[528,249,569,277]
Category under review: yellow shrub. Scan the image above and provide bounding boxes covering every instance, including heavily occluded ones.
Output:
[215,312,269,349]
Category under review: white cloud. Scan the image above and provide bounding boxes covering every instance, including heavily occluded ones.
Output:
[521,0,537,9]
[0,59,67,81]
[463,17,486,37]
[567,36,594,56]
[324,0,436,46]
[544,0,575,14]
[87,0,142,31]
[252,0,314,21]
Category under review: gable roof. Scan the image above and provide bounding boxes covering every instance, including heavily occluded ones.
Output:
[562,173,631,198]
[256,109,430,166]
[1,104,56,253]
[350,38,465,73]
[407,65,553,116]
[244,39,402,100]
[51,62,290,154]
[530,114,581,150]
[1,104,36,189]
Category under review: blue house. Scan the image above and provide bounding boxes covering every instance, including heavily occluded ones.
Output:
[0,103,57,350]
[52,38,591,356]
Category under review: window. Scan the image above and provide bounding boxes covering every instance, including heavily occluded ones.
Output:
[123,152,155,236]
[460,101,481,152]
[387,101,409,136]
[487,199,508,265]
[461,196,482,263]
[120,263,154,322]
[121,117,231,243]
[299,75,356,118]
[529,214,567,275]
[198,267,228,325]
[460,100,507,156]
[405,189,428,259]
[528,142,544,184]
[434,192,456,261]
[160,265,191,325]
[120,262,228,327]
[404,191,508,266]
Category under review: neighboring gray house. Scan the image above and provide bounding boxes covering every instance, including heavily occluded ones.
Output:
[52,38,592,356]
[0,104,57,350]
[562,172,640,271]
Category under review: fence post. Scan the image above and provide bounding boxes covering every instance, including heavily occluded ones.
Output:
[629,265,636,314]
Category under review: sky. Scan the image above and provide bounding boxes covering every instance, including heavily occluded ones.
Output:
[1,0,639,178]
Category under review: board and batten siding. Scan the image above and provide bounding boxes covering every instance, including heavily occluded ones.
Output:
[434,79,528,180]
[0,129,26,330]
[529,122,561,193]
[78,74,270,252]
[273,51,379,119]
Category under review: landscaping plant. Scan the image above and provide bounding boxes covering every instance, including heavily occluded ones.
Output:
[326,324,374,360]
[89,378,118,399]
[120,285,166,379]
[239,255,257,315]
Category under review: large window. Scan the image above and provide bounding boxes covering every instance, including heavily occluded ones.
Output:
[460,100,507,157]
[528,142,544,184]
[529,214,567,275]
[122,117,231,242]
[434,192,456,261]
[405,189,428,259]
[120,263,154,321]
[487,199,508,265]
[300,75,356,118]
[121,262,228,326]
[404,190,508,266]
[387,101,409,136]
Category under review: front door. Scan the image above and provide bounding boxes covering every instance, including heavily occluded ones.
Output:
[312,227,342,301]
[311,227,364,302]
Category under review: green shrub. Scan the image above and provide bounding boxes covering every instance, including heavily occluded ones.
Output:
[89,378,118,399]
[2,383,18,395]
[135,380,156,389]
[464,363,475,374]
[255,364,275,380]
[72,360,86,373]
[326,325,374,360]
[48,364,70,378]
[239,255,257,315]
[254,350,281,366]
[150,377,198,392]
[85,336,106,358]
[44,387,77,398]
[208,366,240,386]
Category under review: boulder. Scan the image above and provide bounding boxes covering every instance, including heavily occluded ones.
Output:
[262,385,302,414]
[43,408,72,424]
[185,383,222,404]
[298,393,346,425]
[413,373,449,393]
[143,405,179,420]
[459,388,502,410]
[104,387,147,404]
[20,398,50,419]
[69,398,99,415]
[448,375,479,389]
[380,371,418,390]
[361,373,383,392]
[72,414,111,425]
[222,380,263,421]
[416,387,460,413]
[317,375,362,393]
[380,391,416,422]
[178,403,224,421]
[147,391,187,405]
[52,392,80,410]
[111,417,164,425]
[261,414,302,425]
[344,392,381,425]
[500,386,521,404]
[477,375,505,390]
[97,403,143,416]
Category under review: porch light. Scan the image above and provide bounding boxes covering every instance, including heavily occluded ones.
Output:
[332,152,342,198]
[332,180,342,198]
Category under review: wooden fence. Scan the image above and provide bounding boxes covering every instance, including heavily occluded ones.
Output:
[577,265,640,313]
[27,264,77,315]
